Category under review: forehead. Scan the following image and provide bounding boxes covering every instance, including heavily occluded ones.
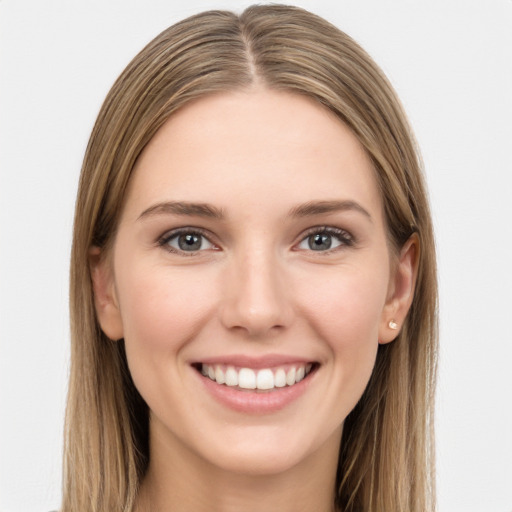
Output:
[123,88,383,223]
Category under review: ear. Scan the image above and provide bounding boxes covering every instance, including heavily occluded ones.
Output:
[89,246,124,341]
[379,233,419,344]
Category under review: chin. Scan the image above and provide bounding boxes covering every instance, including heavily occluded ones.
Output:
[191,422,342,478]
[204,444,309,477]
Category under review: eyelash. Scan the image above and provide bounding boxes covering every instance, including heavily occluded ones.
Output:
[157,226,355,255]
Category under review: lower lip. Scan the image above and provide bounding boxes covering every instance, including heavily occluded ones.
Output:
[196,369,315,414]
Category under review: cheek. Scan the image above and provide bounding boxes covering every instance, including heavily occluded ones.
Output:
[115,261,218,359]
[113,260,222,420]
[294,265,388,399]
[297,265,388,342]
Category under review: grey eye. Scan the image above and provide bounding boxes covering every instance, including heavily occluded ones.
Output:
[166,232,214,252]
[297,228,351,252]
[307,233,333,251]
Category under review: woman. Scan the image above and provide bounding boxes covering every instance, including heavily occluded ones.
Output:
[64,5,437,511]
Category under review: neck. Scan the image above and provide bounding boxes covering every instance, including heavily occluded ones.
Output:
[135,421,341,512]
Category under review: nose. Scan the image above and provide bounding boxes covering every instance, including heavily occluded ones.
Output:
[219,248,294,339]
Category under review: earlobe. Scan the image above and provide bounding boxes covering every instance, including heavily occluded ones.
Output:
[89,246,124,341]
[379,233,419,344]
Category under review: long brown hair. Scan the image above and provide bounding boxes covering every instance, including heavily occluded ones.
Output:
[64,5,437,511]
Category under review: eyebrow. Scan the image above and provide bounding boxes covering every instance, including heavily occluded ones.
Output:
[137,201,225,221]
[288,200,372,221]
[137,199,372,222]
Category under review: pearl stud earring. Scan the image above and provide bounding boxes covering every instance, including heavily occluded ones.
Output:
[388,320,398,330]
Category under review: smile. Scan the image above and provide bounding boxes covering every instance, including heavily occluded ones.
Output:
[199,363,315,391]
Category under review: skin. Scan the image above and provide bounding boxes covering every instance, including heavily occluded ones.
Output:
[91,88,418,512]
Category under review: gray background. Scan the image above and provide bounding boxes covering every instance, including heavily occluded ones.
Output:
[1,0,511,510]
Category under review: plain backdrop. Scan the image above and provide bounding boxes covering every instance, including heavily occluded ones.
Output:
[1,0,511,511]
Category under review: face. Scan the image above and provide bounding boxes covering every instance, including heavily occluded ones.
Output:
[92,89,416,478]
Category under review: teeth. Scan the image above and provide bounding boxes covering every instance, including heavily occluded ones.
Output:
[274,368,286,388]
[225,366,238,386]
[201,363,313,390]
[256,369,274,390]
[215,366,225,385]
[238,368,256,389]
[286,367,296,386]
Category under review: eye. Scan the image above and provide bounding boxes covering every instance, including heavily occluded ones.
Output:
[159,229,216,254]
[296,227,353,252]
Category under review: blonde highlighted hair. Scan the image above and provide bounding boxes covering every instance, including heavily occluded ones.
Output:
[64,5,437,511]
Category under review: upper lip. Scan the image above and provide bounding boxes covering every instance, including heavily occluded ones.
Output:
[191,354,316,369]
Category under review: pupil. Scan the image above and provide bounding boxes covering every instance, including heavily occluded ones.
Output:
[178,234,201,251]
[309,233,331,251]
